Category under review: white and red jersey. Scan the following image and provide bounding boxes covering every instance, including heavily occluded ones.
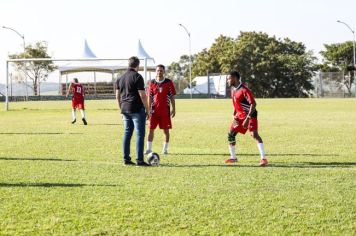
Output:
[71,83,85,101]
[231,83,257,120]
[148,78,176,116]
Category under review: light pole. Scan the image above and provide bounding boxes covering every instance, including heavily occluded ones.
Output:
[337,20,356,97]
[2,26,27,108]
[2,26,26,52]
[179,23,192,99]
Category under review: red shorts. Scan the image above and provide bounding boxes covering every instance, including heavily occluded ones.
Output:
[149,114,172,129]
[230,117,258,134]
[72,98,84,109]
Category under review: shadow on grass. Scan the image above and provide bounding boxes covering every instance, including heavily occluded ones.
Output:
[174,153,339,157]
[160,162,355,168]
[0,182,120,188]
[89,123,122,126]
[0,157,76,162]
[0,132,83,135]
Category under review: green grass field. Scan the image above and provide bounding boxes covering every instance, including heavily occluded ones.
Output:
[0,99,355,235]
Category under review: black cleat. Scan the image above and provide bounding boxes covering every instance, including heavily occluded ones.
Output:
[71,119,76,124]
[136,161,151,167]
[82,118,87,125]
[123,160,136,166]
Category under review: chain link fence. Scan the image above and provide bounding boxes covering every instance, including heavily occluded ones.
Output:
[314,72,356,98]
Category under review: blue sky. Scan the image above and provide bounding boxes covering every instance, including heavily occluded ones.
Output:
[1,0,356,83]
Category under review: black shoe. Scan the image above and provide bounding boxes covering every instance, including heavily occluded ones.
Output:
[136,161,151,167]
[71,119,76,124]
[123,160,135,166]
[82,118,87,125]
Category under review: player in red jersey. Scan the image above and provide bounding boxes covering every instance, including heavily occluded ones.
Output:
[145,64,176,155]
[225,71,268,166]
[66,78,87,125]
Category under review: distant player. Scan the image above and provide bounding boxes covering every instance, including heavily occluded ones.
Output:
[146,64,176,155]
[225,71,268,166]
[66,78,87,125]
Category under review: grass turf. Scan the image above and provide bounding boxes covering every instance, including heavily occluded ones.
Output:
[0,99,355,235]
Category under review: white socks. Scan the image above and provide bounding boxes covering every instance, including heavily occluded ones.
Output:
[147,141,152,151]
[71,109,76,121]
[228,145,237,159]
[257,142,266,159]
[147,142,169,153]
[80,109,86,119]
[163,142,169,152]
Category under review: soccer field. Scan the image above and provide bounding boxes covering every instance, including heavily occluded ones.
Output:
[0,99,355,235]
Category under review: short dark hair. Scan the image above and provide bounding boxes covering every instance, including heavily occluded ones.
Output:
[229,70,240,80]
[73,78,79,83]
[156,64,165,71]
[128,56,140,68]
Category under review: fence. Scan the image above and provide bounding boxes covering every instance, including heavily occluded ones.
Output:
[314,72,356,98]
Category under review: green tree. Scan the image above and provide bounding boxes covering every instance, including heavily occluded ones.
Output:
[191,31,316,97]
[167,55,195,82]
[9,41,57,96]
[320,41,355,95]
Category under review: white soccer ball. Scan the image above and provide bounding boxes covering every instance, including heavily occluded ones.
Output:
[147,152,160,166]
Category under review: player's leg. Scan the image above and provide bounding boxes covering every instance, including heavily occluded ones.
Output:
[162,129,170,154]
[80,109,87,125]
[225,130,238,163]
[71,100,77,123]
[160,115,172,154]
[250,130,268,166]
[78,101,87,125]
[71,108,77,123]
[146,129,155,154]
[132,109,147,165]
[122,113,135,165]
[146,115,158,154]
[248,118,268,166]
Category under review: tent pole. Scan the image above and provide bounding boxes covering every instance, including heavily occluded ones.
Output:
[66,74,68,94]
[112,72,115,94]
[58,73,61,95]
[94,72,97,97]
[5,61,9,111]
[144,58,147,84]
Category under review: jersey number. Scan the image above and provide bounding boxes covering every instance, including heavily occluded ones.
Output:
[76,87,82,93]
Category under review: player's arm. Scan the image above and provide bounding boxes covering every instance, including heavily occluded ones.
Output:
[115,89,121,109]
[243,102,256,129]
[170,81,177,118]
[148,86,153,115]
[170,95,176,118]
[66,83,72,98]
[243,89,257,128]
[138,90,150,120]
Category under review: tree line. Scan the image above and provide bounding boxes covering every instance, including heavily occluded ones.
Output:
[167,31,355,97]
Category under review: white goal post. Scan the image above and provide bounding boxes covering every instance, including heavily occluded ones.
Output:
[4,57,154,111]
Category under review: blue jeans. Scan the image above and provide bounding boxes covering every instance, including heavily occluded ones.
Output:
[122,108,146,162]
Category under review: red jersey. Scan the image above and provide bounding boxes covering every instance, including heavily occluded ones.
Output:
[231,83,257,120]
[71,83,85,100]
[148,78,176,116]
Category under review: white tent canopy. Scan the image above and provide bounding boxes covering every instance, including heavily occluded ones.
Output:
[137,39,156,71]
[184,75,227,96]
[58,40,126,75]
[58,40,157,75]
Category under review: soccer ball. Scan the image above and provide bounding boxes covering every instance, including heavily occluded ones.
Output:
[147,152,160,166]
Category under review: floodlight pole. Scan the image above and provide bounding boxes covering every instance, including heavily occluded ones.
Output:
[2,26,27,109]
[2,26,26,52]
[179,23,192,99]
[337,20,356,97]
